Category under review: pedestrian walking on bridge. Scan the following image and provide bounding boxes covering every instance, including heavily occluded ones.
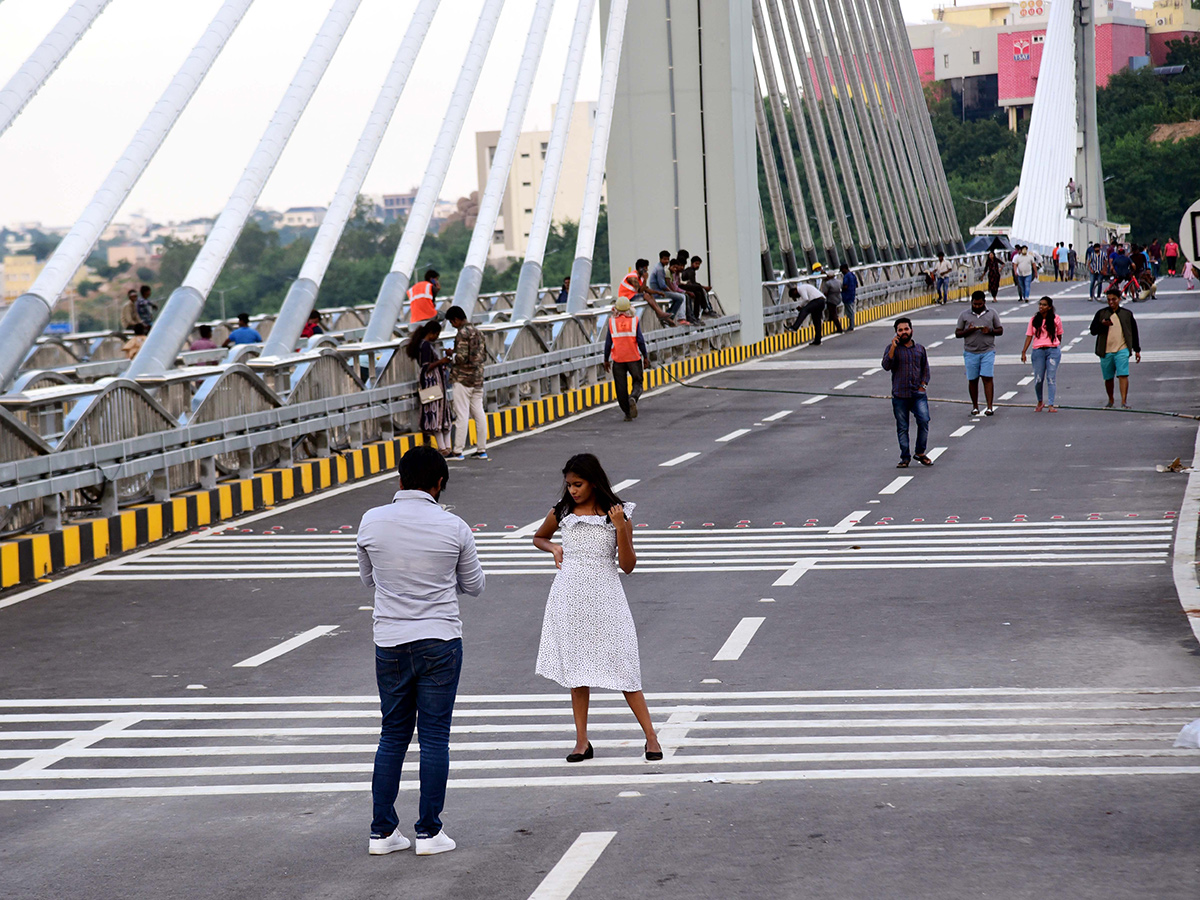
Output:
[955,290,1003,416]
[604,295,649,421]
[882,317,933,468]
[532,454,662,763]
[357,446,485,858]
[1020,296,1063,412]
[1090,289,1141,409]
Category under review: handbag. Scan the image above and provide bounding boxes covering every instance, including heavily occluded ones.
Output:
[418,383,444,405]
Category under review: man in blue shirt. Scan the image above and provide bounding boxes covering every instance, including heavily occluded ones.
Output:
[839,263,858,331]
[648,249,688,322]
[223,312,263,347]
[881,317,933,468]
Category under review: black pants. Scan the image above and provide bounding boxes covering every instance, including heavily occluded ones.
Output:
[683,283,709,318]
[612,359,644,416]
[791,298,826,339]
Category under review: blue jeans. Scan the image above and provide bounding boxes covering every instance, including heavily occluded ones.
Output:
[1031,346,1061,406]
[1090,271,1104,299]
[843,298,855,330]
[662,290,688,319]
[892,395,930,461]
[372,637,462,839]
[1016,273,1033,300]
[936,276,949,303]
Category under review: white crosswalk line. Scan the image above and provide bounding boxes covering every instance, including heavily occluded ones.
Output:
[528,832,617,900]
[0,688,1195,800]
[91,521,1175,580]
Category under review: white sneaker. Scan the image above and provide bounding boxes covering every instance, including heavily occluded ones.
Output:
[369,831,411,855]
[415,830,456,856]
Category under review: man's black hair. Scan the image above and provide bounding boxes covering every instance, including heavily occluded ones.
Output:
[635,258,649,270]
[127,289,138,298]
[659,250,670,260]
[139,284,152,296]
[894,316,912,331]
[198,324,213,338]
[424,268,440,281]
[971,290,986,302]
[132,323,146,335]
[399,445,449,493]
[691,255,702,264]
[237,312,250,323]
[445,305,467,322]
[839,263,849,273]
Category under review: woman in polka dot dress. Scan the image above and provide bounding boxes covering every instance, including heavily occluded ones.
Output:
[533,453,663,763]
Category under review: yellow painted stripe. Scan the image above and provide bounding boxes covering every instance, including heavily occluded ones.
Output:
[279,468,294,501]
[239,479,254,512]
[62,526,81,567]
[259,474,275,507]
[172,497,188,533]
[218,485,233,520]
[119,511,136,552]
[383,441,395,470]
[335,455,349,483]
[146,505,163,543]
[299,462,314,494]
[0,542,18,588]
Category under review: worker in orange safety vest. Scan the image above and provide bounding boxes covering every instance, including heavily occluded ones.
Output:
[604,293,649,421]
[407,268,441,322]
[618,258,676,326]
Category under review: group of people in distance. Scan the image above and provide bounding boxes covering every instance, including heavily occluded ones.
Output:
[357,447,659,856]
[617,250,718,327]
[784,262,859,345]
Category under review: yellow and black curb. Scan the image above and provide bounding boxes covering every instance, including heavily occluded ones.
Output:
[0,287,947,590]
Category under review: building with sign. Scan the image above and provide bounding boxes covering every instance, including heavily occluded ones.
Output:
[908,1,1178,130]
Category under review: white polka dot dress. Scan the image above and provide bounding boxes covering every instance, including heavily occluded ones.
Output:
[535,502,643,692]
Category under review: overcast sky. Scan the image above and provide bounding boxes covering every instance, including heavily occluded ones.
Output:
[0,0,1095,228]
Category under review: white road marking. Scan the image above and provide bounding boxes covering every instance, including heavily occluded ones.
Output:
[829,510,871,534]
[660,452,701,467]
[833,380,858,390]
[716,429,751,442]
[528,832,617,900]
[879,476,913,495]
[712,617,767,660]
[801,395,827,405]
[861,367,882,376]
[929,341,944,348]
[1000,391,1018,400]
[232,626,338,668]
[1018,376,1034,385]
[507,518,549,539]
[926,447,947,462]
[773,558,818,586]
[762,409,793,421]
[610,479,640,492]
[950,425,975,437]
[657,710,700,760]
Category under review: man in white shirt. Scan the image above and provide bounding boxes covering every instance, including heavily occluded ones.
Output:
[357,446,485,858]
[787,274,830,345]
[930,252,954,304]
[1012,246,1036,303]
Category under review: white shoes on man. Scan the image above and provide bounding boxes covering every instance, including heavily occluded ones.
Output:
[415,831,456,856]
[369,829,456,857]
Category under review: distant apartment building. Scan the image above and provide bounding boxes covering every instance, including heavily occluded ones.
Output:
[106,243,154,268]
[149,218,214,242]
[280,206,326,228]
[2,254,90,302]
[475,101,603,264]
[907,1,1193,129]
[379,189,418,224]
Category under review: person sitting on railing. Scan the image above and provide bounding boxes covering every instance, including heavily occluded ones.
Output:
[648,250,689,324]
[407,269,441,323]
[120,289,141,333]
[190,324,217,351]
[619,259,675,326]
[223,312,263,347]
[300,310,325,338]
[680,254,714,319]
[667,260,695,325]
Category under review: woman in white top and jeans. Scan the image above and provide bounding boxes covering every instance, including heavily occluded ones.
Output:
[1021,296,1063,412]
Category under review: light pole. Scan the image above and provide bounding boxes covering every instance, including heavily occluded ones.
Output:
[211,287,234,323]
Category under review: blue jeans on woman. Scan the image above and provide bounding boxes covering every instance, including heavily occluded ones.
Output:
[372,637,463,840]
[1031,346,1061,406]
[892,395,930,462]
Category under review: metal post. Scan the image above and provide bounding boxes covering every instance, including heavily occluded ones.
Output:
[751,0,811,272]
[1074,0,1106,249]
[455,0,555,314]
[0,0,112,138]
[127,0,362,379]
[567,0,629,313]
[753,76,798,277]
[362,0,507,341]
[758,197,777,281]
[511,0,595,323]
[0,0,253,393]
[261,0,441,359]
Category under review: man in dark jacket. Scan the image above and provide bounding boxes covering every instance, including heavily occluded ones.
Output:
[1089,289,1142,408]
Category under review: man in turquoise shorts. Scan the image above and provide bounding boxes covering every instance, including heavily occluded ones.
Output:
[1089,289,1142,408]
[955,290,1003,416]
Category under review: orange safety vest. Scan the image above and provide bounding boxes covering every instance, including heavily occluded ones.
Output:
[617,272,640,300]
[407,281,437,321]
[608,313,641,363]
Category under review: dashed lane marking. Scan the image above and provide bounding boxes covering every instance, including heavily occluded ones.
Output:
[232,626,338,668]
[762,409,793,421]
[610,479,640,492]
[929,341,944,348]
[926,447,948,462]
[801,395,827,405]
[660,452,701,467]
[773,558,818,586]
[528,832,617,900]
[879,476,913,495]
[829,510,871,534]
[713,617,766,661]
[834,380,858,390]
[1018,376,1034,385]
[862,367,882,376]
[950,425,975,437]
[715,429,751,442]
[1000,391,1018,400]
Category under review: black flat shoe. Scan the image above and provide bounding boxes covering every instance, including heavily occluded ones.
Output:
[645,743,664,762]
[566,742,593,763]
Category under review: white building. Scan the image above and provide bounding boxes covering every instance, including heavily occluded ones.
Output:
[280,206,326,228]
[475,101,604,265]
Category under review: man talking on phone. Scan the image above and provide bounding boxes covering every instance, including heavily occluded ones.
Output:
[882,317,933,468]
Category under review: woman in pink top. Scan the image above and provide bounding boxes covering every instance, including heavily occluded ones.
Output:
[1020,296,1063,412]
[1164,240,1180,276]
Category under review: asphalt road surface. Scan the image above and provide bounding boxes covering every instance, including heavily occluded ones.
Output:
[3,278,1200,899]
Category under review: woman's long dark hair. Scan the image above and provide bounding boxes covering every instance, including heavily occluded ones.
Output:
[1031,297,1059,341]
[553,453,623,522]
[405,319,441,360]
